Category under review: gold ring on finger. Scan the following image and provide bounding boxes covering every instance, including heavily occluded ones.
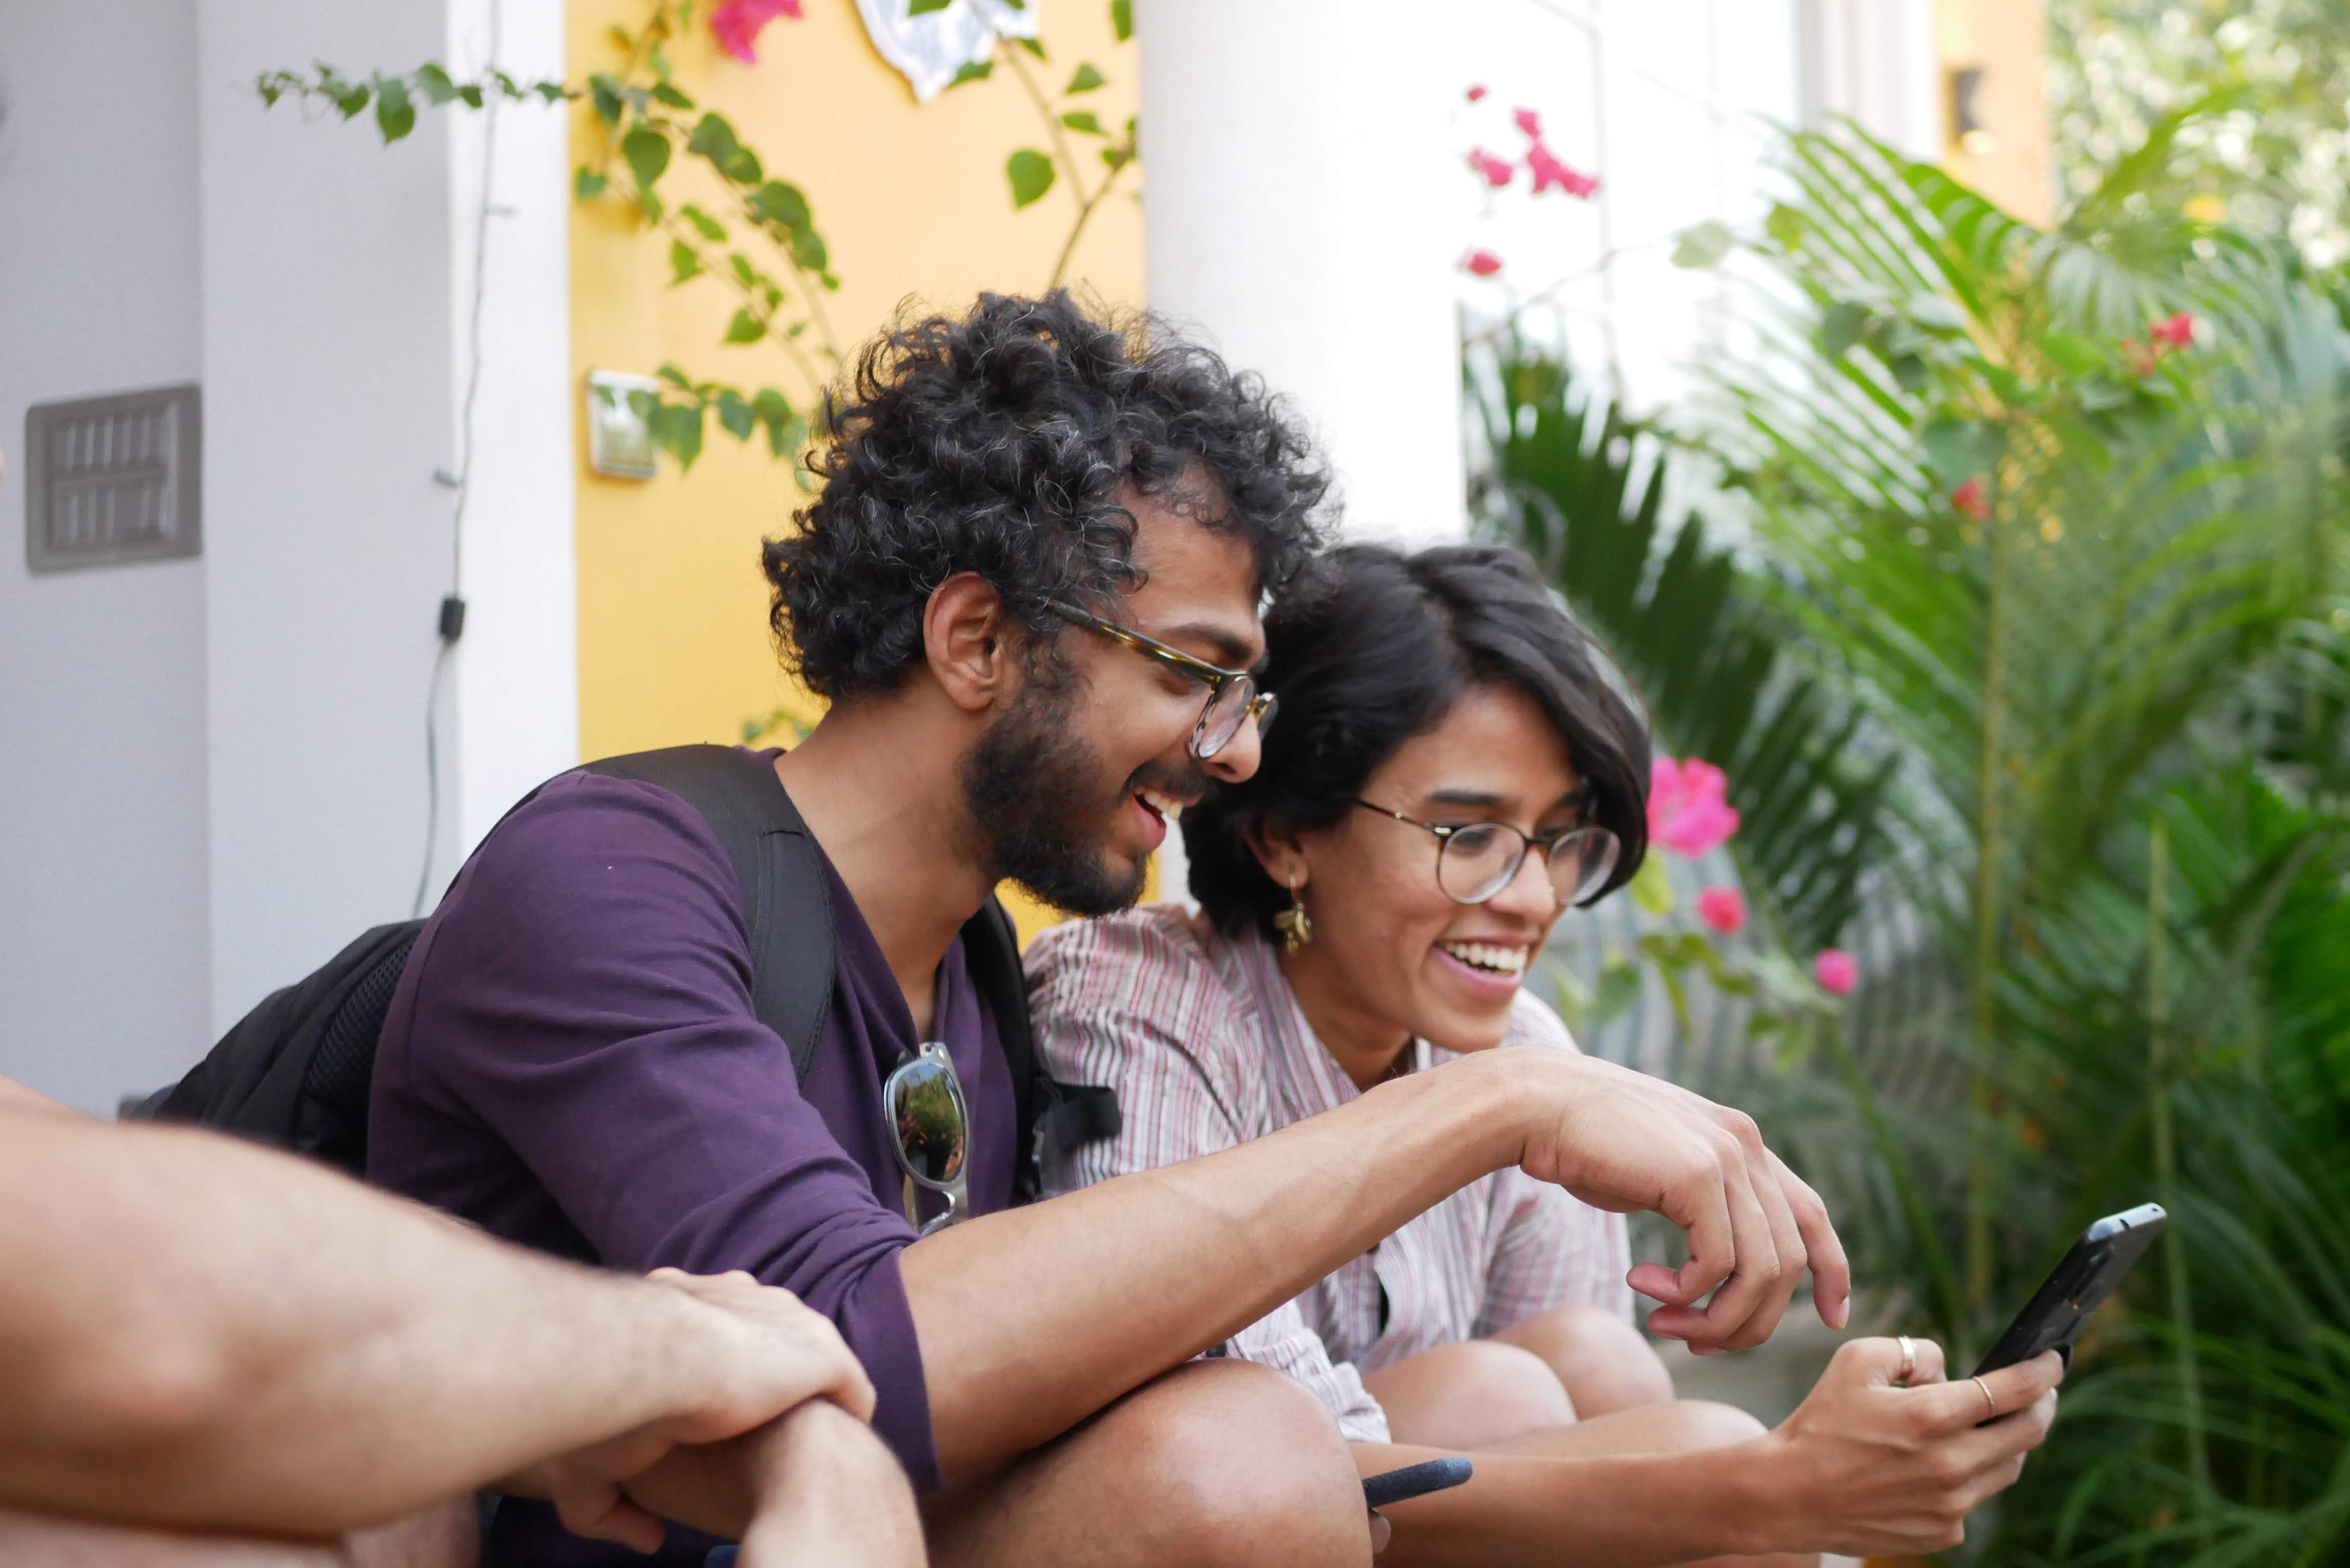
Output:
[1895,1335,1917,1385]
[1972,1375,1998,1421]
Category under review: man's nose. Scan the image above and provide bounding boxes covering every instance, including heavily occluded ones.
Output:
[1199,714,1264,784]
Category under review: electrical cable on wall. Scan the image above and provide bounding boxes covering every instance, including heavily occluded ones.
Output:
[414,0,503,919]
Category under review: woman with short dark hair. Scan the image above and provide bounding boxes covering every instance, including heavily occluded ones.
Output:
[1028,542,2061,1565]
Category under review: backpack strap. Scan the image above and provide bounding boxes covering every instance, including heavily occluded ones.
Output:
[583,746,835,1084]
[960,897,1120,1204]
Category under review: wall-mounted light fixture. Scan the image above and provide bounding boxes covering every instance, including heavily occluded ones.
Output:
[1947,66,1996,157]
[585,370,661,480]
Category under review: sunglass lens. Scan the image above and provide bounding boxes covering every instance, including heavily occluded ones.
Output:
[889,1057,967,1184]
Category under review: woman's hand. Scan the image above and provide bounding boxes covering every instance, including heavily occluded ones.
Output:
[1748,1337,2063,1559]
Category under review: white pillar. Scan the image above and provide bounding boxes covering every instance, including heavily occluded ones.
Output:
[1136,0,1468,549]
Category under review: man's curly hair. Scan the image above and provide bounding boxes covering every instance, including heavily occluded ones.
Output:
[764,291,1332,702]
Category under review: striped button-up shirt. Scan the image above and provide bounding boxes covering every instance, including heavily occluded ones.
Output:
[1027,904,1632,1442]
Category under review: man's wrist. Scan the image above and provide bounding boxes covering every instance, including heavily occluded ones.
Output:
[1408,1046,1558,1177]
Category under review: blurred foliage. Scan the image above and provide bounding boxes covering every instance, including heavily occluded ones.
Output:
[1494,109,2350,1560]
[2049,0,2350,269]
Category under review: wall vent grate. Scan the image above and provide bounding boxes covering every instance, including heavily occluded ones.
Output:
[25,385,202,573]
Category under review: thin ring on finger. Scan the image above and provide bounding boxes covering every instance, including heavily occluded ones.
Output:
[1972,1375,1998,1420]
[1896,1335,1917,1386]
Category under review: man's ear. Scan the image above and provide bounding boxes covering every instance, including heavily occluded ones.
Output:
[1244,817,1312,890]
[922,572,1019,715]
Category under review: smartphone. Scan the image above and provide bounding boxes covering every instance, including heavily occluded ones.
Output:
[1971,1202,2166,1378]
[1362,1456,1474,1509]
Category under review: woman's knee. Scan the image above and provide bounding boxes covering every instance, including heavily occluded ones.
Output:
[1364,1339,1577,1449]
[1499,1304,1678,1416]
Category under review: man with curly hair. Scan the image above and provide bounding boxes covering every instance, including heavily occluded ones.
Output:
[367,292,1848,1566]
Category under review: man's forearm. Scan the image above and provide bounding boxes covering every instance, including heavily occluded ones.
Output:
[0,1110,747,1536]
[903,1052,1526,1477]
[622,1400,921,1567]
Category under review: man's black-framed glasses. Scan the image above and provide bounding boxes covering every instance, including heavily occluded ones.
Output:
[884,1041,969,1236]
[1353,799,1623,907]
[1047,600,1277,761]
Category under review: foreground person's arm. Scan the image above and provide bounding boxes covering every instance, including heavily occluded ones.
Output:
[1361,1341,2066,1566]
[905,1045,1852,1478]
[0,1097,877,1543]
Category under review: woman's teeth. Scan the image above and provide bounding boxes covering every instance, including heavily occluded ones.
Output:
[1440,941,1528,976]
[1137,787,1184,822]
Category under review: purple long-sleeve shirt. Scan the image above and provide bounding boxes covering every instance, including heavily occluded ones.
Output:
[367,762,1014,1563]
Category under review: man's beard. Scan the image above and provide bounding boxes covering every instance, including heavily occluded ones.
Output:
[961,667,1206,918]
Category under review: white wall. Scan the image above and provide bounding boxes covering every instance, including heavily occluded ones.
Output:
[0,0,214,1112]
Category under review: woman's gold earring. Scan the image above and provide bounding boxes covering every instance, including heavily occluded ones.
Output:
[1273,879,1314,953]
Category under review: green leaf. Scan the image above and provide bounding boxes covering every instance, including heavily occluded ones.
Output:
[1902,293,1971,333]
[1815,299,1869,359]
[1629,852,1676,916]
[332,79,372,120]
[679,202,727,241]
[1016,35,1047,59]
[686,112,738,163]
[720,145,761,185]
[1100,145,1130,171]
[2037,329,2107,378]
[1920,416,2001,488]
[1006,148,1056,208]
[752,180,811,230]
[907,0,952,12]
[575,166,608,200]
[669,238,702,285]
[787,227,828,272]
[1061,111,1105,135]
[589,74,625,125]
[1065,63,1105,93]
[724,308,768,344]
[533,80,568,104]
[656,363,698,389]
[650,81,694,110]
[414,63,461,105]
[1765,201,1805,250]
[650,400,704,470]
[1111,0,1133,41]
[1670,219,1734,270]
[947,60,993,88]
[729,253,758,287]
[372,74,415,142]
[1592,961,1643,1028]
[622,125,671,191]
[456,83,484,109]
[715,388,755,440]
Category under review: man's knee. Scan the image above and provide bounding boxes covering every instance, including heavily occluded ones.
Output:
[1111,1359,1369,1566]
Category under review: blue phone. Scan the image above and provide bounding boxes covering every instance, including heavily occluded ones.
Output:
[1362,1456,1473,1509]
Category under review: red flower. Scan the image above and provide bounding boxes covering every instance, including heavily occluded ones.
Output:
[1527,141,1600,198]
[1951,476,1990,521]
[710,0,801,64]
[1815,948,1859,995]
[2149,312,2196,349]
[2121,337,2161,377]
[1648,756,1740,859]
[1460,248,1505,277]
[1513,106,1543,139]
[1696,885,1748,935]
[1466,84,1489,102]
[1467,148,1516,188]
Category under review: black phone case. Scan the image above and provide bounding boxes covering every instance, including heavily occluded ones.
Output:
[1971,1201,2167,1378]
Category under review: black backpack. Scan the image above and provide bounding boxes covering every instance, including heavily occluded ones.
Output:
[137,744,1115,1198]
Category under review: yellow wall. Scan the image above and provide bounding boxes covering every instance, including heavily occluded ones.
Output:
[1935,0,2055,225]
[568,0,1145,939]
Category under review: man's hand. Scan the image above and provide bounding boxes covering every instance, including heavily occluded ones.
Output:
[1747,1338,2063,1558]
[500,1270,874,1552]
[1490,1048,1852,1352]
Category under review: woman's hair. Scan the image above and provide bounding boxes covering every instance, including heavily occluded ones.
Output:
[766,291,1331,702]
[1183,542,1651,938]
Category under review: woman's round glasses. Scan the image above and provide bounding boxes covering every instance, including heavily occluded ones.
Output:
[884,1041,969,1236]
[1354,799,1622,907]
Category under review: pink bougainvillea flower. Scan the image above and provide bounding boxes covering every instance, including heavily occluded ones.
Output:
[1696,885,1748,935]
[1951,476,1990,521]
[1527,141,1600,199]
[1815,948,1859,995]
[1460,248,1505,277]
[1513,106,1543,139]
[2149,311,2196,349]
[1466,83,1489,102]
[710,0,802,64]
[1648,755,1740,859]
[1467,147,1516,188]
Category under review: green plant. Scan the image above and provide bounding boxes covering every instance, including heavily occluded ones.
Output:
[257,0,1137,473]
[1667,116,2350,1561]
